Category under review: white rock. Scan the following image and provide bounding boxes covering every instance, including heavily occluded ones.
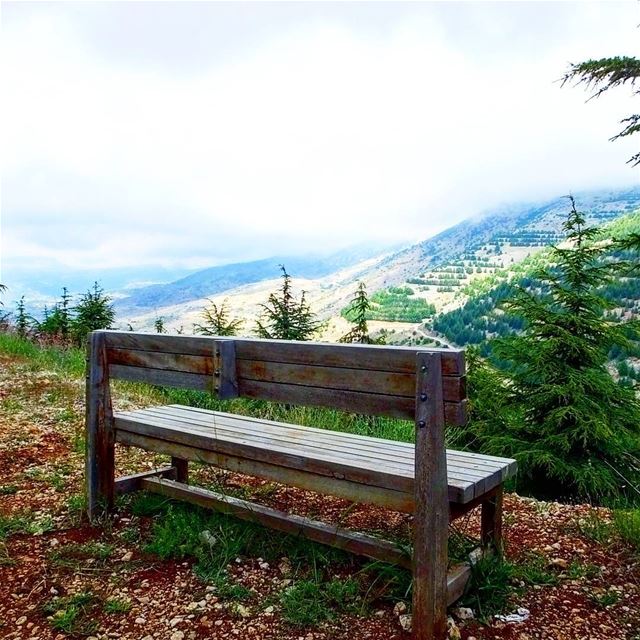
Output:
[447,617,461,640]
[134,617,145,625]
[169,617,183,627]
[398,614,412,631]
[16,616,27,625]
[278,558,292,575]
[170,633,184,640]
[453,606,474,620]
[235,604,251,618]
[393,601,407,616]
[120,551,133,562]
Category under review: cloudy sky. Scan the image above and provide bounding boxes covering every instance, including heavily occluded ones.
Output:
[2,1,639,286]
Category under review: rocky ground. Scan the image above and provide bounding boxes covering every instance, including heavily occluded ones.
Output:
[0,353,638,640]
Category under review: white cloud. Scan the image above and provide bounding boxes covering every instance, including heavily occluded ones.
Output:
[2,1,639,275]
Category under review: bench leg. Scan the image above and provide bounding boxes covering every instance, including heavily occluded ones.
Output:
[85,332,115,520]
[481,485,504,552]
[413,352,448,639]
[171,457,189,483]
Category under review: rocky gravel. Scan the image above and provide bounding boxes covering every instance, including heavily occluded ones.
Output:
[1,354,638,639]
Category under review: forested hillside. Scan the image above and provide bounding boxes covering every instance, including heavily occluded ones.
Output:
[432,211,640,383]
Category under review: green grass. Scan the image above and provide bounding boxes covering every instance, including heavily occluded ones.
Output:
[43,592,98,635]
[613,508,640,555]
[575,509,613,544]
[104,597,132,614]
[141,498,349,584]
[0,333,85,376]
[50,541,114,569]
[459,551,561,622]
[0,484,18,495]
[0,512,54,538]
[590,589,622,607]
[280,578,360,626]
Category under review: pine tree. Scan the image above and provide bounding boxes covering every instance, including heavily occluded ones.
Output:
[473,197,640,503]
[256,265,322,341]
[15,296,31,338]
[562,56,640,165]
[38,288,73,341]
[59,287,72,340]
[339,282,383,344]
[72,282,115,345]
[154,316,166,334]
[194,299,243,336]
[0,284,10,325]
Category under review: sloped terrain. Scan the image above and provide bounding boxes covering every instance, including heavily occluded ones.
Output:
[1,346,639,640]
[120,187,640,336]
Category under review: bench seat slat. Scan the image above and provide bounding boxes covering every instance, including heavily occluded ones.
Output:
[158,405,517,478]
[116,429,417,511]
[124,412,493,494]
[130,407,499,485]
[114,405,516,503]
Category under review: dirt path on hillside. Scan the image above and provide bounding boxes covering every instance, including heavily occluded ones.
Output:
[0,354,638,640]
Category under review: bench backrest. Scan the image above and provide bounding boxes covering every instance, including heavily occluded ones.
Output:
[96,330,467,425]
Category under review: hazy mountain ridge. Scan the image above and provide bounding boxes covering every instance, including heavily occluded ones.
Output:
[117,186,640,333]
[115,243,401,317]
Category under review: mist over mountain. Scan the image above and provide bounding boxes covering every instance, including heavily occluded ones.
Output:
[114,186,640,333]
[114,243,403,316]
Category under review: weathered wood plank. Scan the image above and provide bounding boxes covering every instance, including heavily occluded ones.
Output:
[141,477,413,568]
[101,332,465,376]
[115,413,417,495]
[481,485,504,552]
[108,365,467,424]
[240,379,467,425]
[107,348,214,374]
[114,467,176,494]
[140,476,472,605]
[85,332,115,519]
[128,408,496,493]
[106,348,466,401]
[214,339,239,399]
[238,359,466,402]
[114,412,481,500]
[412,352,449,639]
[446,562,472,606]
[171,458,189,484]
[156,405,515,479]
[117,430,413,510]
[109,364,214,392]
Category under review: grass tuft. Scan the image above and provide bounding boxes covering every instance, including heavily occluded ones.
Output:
[104,597,132,614]
[280,578,360,626]
[43,591,98,635]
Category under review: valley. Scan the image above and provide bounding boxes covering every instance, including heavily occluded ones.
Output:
[117,187,640,348]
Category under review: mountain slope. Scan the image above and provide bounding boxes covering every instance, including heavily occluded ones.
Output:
[121,186,640,333]
[431,211,640,368]
[115,244,399,316]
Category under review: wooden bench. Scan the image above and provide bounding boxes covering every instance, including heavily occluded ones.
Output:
[85,330,516,639]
